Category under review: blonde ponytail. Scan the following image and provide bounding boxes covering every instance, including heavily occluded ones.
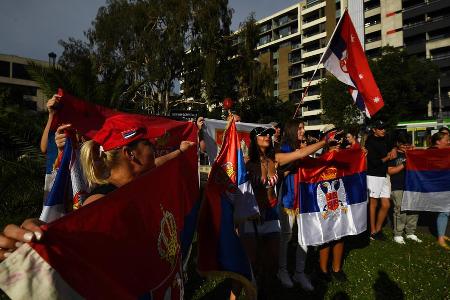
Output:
[80,140,121,187]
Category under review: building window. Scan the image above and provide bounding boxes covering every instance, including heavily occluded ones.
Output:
[259,35,271,46]
[279,26,291,38]
[0,60,10,77]
[280,41,290,48]
[278,15,290,26]
[12,63,31,80]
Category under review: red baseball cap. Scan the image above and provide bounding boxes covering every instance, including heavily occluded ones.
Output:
[93,114,165,151]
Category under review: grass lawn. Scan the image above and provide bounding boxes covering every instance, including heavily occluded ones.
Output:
[186,229,450,300]
[1,219,448,299]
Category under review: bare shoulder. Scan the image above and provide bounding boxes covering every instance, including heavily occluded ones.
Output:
[83,194,105,206]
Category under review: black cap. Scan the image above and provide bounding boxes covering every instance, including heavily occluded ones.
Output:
[250,127,276,139]
[373,120,385,129]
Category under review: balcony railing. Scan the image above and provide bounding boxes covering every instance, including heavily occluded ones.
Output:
[292,43,301,50]
[404,15,450,30]
[276,17,298,27]
[365,4,380,11]
[289,57,302,63]
[305,0,325,9]
[365,36,382,43]
[291,82,302,90]
[403,0,440,12]
[289,69,302,77]
[431,53,450,61]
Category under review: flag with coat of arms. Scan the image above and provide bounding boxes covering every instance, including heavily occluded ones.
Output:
[321,9,384,117]
[197,119,258,299]
[0,90,199,299]
[296,148,368,246]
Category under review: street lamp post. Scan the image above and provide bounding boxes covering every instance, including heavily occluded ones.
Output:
[437,78,443,128]
[48,52,57,67]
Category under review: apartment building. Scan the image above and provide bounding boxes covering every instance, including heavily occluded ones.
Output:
[364,0,403,58]
[253,0,450,129]
[0,54,48,111]
[402,0,450,117]
[254,0,342,131]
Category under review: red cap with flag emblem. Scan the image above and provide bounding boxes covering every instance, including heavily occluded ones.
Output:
[93,115,165,151]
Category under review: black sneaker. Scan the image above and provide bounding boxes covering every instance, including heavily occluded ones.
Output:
[331,270,348,282]
[371,231,386,241]
[317,271,332,283]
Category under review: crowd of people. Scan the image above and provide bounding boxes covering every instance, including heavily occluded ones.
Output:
[0,95,449,298]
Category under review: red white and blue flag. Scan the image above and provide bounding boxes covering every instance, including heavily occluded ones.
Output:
[296,149,368,246]
[197,119,258,299]
[0,91,199,299]
[40,136,89,222]
[202,118,272,165]
[402,148,450,212]
[322,10,384,117]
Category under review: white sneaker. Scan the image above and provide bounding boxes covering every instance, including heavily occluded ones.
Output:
[292,272,314,291]
[406,234,422,243]
[393,236,406,244]
[277,270,293,288]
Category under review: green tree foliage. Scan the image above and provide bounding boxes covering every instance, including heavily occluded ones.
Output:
[321,47,439,130]
[370,47,439,126]
[181,0,235,112]
[320,76,362,131]
[0,102,47,227]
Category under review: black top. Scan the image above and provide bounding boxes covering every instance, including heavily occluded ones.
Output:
[388,151,406,190]
[366,135,389,177]
[88,184,117,197]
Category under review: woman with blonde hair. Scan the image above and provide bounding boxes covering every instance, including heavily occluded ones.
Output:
[0,114,194,260]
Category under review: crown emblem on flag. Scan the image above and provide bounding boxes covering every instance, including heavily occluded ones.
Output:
[157,205,179,268]
[320,166,338,181]
[222,162,236,179]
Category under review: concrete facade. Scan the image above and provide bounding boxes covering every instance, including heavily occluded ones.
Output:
[0,54,48,111]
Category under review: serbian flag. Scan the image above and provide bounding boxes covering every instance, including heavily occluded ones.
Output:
[197,119,258,299]
[43,130,58,202]
[202,118,272,164]
[296,148,367,246]
[0,90,199,299]
[322,10,384,117]
[0,155,197,299]
[402,148,450,212]
[40,136,89,222]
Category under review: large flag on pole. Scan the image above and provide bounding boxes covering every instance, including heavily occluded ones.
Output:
[402,148,450,212]
[321,10,384,117]
[197,119,258,299]
[296,148,368,246]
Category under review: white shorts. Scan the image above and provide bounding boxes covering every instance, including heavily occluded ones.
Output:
[367,175,391,198]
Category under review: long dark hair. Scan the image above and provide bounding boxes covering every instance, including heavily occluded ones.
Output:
[282,119,304,150]
[249,134,275,163]
[431,132,447,146]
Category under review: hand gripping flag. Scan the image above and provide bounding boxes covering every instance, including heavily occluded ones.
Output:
[296,148,368,246]
[197,119,258,299]
[322,10,384,117]
[401,148,450,212]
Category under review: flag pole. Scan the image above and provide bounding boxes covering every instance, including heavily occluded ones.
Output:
[292,9,348,119]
